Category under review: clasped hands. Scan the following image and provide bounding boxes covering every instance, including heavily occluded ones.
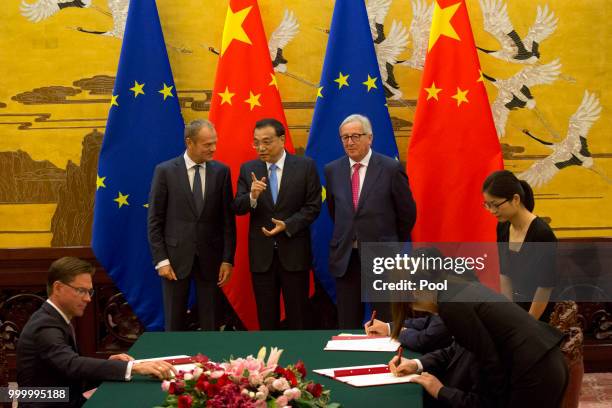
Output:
[250,172,286,237]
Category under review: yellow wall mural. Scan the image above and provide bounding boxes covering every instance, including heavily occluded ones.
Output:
[0,0,609,248]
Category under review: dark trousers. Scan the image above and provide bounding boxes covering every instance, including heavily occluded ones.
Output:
[336,249,391,329]
[508,347,569,407]
[252,250,309,330]
[161,256,222,331]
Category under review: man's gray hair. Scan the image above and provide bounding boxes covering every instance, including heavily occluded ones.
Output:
[185,119,216,141]
[339,114,373,136]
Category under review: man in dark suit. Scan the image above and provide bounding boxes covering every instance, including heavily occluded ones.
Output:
[234,118,321,329]
[325,114,416,329]
[148,119,236,331]
[16,257,175,408]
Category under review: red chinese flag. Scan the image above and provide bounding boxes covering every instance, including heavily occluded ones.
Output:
[209,0,294,330]
[406,0,503,288]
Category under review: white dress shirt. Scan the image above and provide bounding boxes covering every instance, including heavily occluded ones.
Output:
[348,148,372,196]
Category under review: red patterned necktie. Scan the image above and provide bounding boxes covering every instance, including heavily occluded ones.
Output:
[351,163,362,210]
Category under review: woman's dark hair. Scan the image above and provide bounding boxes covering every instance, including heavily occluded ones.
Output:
[482,170,535,212]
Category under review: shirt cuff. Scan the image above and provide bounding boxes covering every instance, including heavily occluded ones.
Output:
[155,259,170,270]
[249,194,257,208]
[412,359,423,374]
[125,360,133,380]
[386,323,391,336]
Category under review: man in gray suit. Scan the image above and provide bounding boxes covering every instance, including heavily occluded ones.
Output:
[148,119,236,331]
[325,114,416,329]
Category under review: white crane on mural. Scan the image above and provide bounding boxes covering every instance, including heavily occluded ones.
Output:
[519,91,608,187]
[268,10,299,74]
[20,0,91,22]
[397,0,433,71]
[478,0,558,64]
[366,0,409,100]
[485,59,561,138]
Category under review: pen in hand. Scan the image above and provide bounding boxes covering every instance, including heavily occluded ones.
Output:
[368,310,377,327]
[395,346,403,367]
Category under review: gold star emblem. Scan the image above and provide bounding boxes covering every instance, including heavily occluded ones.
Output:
[321,186,326,202]
[316,86,323,99]
[110,94,119,107]
[451,87,469,106]
[362,75,378,92]
[428,1,461,51]
[268,73,278,88]
[220,5,253,56]
[244,91,261,110]
[424,82,442,100]
[334,72,349,89]
[143,203,149,208]
[96,175,106,190]
[113,192,129,208]
[158,83,174,100]
[218,86,235,105]
[477,70,485,83]
[129,81,145,97]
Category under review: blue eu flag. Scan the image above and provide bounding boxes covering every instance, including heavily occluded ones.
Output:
[92,0,184,331]
[305,0,399,302]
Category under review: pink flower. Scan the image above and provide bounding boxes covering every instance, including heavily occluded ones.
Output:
[210,370,226,379]
[267,347,284,368]
[283,387,301,400]
[275,395,288,407]
[272,377,290,392]
[255,385,269,400]
[177,394,193,408]
[192,367,204,380]
[248,372,263,386]
[161,380,171,392]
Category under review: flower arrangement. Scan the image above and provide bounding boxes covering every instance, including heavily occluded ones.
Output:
[157,347,340,408]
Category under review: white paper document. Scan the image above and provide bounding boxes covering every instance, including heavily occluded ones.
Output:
[313,364,418,387]
[324,334,401,352]
[133,355,197,372]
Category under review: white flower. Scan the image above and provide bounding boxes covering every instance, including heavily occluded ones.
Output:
[272,377,290,392]
[267,347,284,368]
[192,367,204,380]
[183,373,193,381]
[283,387,301,400]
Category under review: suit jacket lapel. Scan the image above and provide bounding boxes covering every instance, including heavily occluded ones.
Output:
[175,156,197,216]
[357,152,382,213]
[275,153,294,207]
[202,161,216,214]
[338,156,353,209]
[43,302,78,352]
[258,160,275,208]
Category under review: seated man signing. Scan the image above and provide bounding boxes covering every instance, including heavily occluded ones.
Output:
[17,257,176,408]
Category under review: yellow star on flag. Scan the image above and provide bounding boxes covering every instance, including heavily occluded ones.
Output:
[130,81,145,97]
[96,175,106,190]
[110,94,119,107]
[268,73,278,88]
[428,1,461,51]
[113,192,129,208]
[143,203,149,208]
[158,83,174,100]
[451,87,469,106]
[321,186,326,202]
[316,86,323,99]
[425,82,442,100]
[220,5,253,56]
[218,86,235,105]
[244,91,262,110]
[334,72,349,89]
[362,75,378,92]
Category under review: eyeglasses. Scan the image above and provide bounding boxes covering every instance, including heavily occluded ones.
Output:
[340,133,367,144]
[61,282,95,297]
[483,199,509,211]
[252,139,275,150]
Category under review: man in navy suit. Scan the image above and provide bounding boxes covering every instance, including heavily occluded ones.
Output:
[148,119,236,331]
[325,114,416,328]
[234,118,321,329]
[17,257,175,408]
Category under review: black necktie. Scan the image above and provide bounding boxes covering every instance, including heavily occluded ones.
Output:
[193,164,204,215]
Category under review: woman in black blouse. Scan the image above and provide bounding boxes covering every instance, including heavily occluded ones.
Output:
[482,170,557,321]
